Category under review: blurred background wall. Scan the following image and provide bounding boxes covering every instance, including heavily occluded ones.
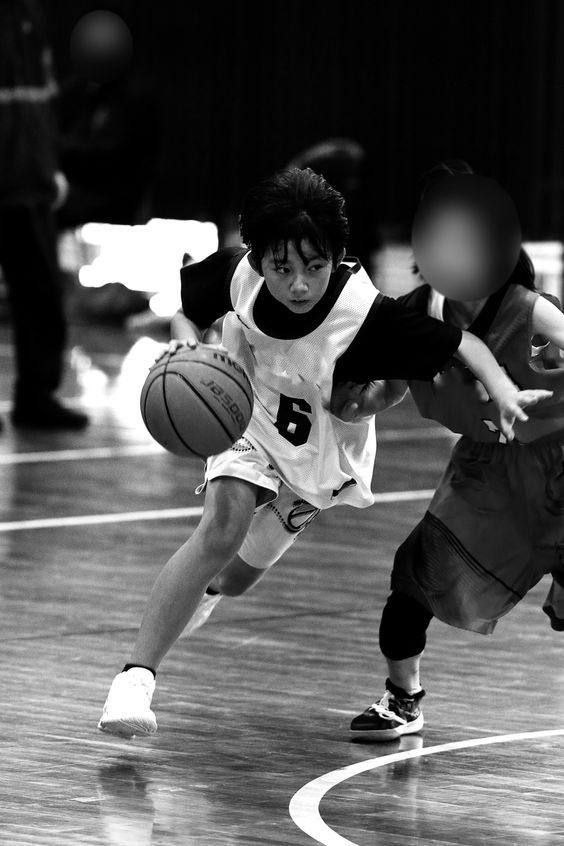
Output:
[46,0,564,242]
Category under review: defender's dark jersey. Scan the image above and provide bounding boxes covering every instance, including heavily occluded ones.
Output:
[398,283,564,443]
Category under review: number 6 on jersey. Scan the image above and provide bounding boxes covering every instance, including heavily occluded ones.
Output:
[274,394,312,446]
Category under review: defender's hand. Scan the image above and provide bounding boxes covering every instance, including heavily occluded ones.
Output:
[498,388,553,441]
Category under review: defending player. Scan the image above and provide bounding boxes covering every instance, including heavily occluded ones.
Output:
[348,163,564,741]
[98,167,550,738]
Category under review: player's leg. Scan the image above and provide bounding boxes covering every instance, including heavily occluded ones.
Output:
[211,554,267,595]
[98,476,259,737]
[351,591,431,741]
[132,477,258,665]
[184,482,321,634]
[179,554,266,637]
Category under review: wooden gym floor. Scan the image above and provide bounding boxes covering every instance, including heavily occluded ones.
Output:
[1,319,564,846]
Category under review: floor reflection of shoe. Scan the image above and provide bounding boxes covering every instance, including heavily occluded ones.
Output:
[97,762,155,846]
[12,396,89,430]
[98,668,157,738]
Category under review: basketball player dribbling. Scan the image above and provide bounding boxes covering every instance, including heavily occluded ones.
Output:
[98,167,551,738]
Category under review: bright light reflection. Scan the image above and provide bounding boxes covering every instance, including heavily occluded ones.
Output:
[112,336,167,426]
[523,241,563,299]
[71,219,218,318]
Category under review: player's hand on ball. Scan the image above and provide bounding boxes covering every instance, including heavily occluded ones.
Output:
[154,338,198,364]
[498,388,553,441]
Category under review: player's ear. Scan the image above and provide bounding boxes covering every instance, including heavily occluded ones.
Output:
[334,249,346,268]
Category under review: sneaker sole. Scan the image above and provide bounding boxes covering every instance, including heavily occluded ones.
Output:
[97,717,157,738]
[351,712,424,741]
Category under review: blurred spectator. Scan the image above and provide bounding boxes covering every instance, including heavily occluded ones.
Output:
[0,0,88,429]
[57,75,158,227]
[57,11,158,227]
[287,138,378,275]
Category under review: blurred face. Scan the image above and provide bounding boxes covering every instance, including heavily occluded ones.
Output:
[70,11,133,83]
[411,175,521,302]
[261,241,335,313]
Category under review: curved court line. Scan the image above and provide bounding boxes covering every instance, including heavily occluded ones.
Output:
[289,727,564,846]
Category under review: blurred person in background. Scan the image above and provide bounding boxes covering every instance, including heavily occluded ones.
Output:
[287,138,378,276]
[0,0,88,429]
[57,10,157,229]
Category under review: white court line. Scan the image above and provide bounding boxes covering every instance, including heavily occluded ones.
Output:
[372,489,434,503]
[0,429,450,466]
[0,444,164,464]
[0,490,434,532]
[378,427,455,442]
[289,727,564,846]
[0,507,203,532]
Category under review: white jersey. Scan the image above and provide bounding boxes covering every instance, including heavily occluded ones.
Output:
[221,252,378,510]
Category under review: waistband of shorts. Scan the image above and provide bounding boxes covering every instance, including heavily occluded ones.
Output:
[458,429,564,459]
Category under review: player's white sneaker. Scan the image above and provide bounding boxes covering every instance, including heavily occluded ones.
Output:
[182,592,222,636]
[98,668,157,738]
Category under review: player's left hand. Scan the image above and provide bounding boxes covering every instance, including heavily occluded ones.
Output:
[331,380,402,422]
[498,388,553,441]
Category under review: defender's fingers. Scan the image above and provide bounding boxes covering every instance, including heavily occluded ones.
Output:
[516,390,547,406]
[500,418,515,441]
[523,389,553,404]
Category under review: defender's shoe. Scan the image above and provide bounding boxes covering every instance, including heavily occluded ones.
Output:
[351,679,425,741]
[98,668,157,738]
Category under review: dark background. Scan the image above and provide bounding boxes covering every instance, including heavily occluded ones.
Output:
[47,0,564,241]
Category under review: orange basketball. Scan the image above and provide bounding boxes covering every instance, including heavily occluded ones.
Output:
[140,345,253,458]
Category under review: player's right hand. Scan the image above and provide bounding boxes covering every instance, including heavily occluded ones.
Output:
[154,337,198,364]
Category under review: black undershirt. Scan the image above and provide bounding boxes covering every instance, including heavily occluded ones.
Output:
[180,248,463,382]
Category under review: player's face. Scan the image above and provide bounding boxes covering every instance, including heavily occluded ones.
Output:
[411,175,521,302]
[261,241,333,313]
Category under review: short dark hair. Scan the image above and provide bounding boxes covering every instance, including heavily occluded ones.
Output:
[418,158,475,197]
[239,167,349,269]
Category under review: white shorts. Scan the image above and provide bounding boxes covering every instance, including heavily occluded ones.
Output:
[196,436,320,569]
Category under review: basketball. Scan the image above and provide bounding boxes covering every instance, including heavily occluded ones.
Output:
[140,345,254,458]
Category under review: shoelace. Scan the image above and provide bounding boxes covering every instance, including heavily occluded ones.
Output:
[367,691,407,725]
